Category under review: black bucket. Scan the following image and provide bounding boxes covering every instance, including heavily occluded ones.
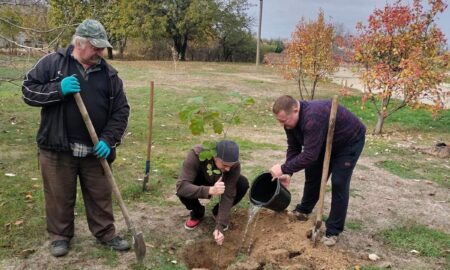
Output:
[249,172,291,212]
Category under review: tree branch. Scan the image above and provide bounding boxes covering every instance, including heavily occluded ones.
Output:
[0,17,78,33]
[0,33,47,53]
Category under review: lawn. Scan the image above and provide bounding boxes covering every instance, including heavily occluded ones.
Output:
[0,60,449,269]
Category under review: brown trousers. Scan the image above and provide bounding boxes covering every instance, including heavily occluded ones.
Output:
[39,149,116,242]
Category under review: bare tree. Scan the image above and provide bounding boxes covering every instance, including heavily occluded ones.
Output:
[0,1,76,84]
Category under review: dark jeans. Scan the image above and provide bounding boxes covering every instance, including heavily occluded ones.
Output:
[295,135,365,236]
[178,175,249,219]
[39,149,116,242]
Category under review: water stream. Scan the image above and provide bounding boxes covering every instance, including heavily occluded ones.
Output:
[240,204,262,255]
[215,247,222,270]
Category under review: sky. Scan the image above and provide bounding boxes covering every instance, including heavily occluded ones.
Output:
[246,0,450,45]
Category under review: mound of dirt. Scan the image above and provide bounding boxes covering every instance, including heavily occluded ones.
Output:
[414,143,450,158]
[182,208,359,269]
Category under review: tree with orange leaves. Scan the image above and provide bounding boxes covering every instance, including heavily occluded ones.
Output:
[284,10,339,100]
[353,0,449,135]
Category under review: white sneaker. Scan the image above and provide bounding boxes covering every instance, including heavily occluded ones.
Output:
[321,235,338,247]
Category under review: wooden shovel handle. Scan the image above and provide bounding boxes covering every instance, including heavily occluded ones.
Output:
[73,93,135,232]
[146,81,154,161]
[315,95,339,224]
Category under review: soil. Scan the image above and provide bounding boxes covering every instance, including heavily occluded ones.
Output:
[2,154,448,270]
[183,209,357,270]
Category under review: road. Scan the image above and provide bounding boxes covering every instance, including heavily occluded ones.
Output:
[331,67,450,109]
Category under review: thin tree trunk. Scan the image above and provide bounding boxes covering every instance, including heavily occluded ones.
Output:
[179,34,188,61]
[107,47,113,60]
[119,37,127,59]
[373,113,385,135]
[311,76,319,100]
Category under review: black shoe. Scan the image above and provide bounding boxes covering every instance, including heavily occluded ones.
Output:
[50,240,70,257]
[292,210,309,221]
[100,236,130,251]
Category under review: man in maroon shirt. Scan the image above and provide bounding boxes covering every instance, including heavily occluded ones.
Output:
[176,140,249,245]
[270,95,366,247]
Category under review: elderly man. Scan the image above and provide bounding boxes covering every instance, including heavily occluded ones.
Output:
[270,95,365,247]
[22,19,130,257]
[176,140,249,245]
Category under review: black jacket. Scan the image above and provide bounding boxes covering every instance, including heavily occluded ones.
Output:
[21,46,130,161]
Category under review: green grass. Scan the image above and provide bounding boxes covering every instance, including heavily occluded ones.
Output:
[346,220,363,231]
[245,79,265,85]
[378,224,450,258]
[376,159,450,187]
[1,60,449,268]
[88,248,119,267]
[338,95,449,186]
[340,95,450,134]
[376,160,423,179]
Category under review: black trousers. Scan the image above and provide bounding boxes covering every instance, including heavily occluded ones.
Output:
[178,175,249,219]
[295,135,365,236]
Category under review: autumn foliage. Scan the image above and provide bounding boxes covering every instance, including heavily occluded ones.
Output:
[284,10,339,100]
[353,0,450,135]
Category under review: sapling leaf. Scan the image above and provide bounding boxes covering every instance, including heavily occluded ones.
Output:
[189,117,205,135]
[199,151,209,161]
[203,111,220,121]
[203,140,217,150]
[231,116,241,125]
[199,149,215,161]
[212,120,223,134]
[179,105,199,121]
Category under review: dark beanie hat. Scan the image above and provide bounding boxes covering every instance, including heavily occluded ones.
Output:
[216,140,239,164]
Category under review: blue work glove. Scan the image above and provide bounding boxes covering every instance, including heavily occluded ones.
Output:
[60,75,80,96]
[94,140,111,159]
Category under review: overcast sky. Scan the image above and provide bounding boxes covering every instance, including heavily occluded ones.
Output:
[246,0,450,45]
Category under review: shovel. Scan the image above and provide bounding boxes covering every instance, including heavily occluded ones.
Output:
[74,93,146,262]
[142,81,155,192]
[309,95,339,247]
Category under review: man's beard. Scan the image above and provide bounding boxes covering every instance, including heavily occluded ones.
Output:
[86,54,101,65]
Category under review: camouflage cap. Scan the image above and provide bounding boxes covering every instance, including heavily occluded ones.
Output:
[75,19,112,48]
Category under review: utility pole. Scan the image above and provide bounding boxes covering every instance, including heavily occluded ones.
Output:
[256,0,263,67]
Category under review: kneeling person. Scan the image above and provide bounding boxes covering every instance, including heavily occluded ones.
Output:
[176,140,249,245]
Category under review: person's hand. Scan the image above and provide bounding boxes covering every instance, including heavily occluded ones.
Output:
[94,140,110,159]
[213,229,224,245]
[60,75,80,96]
[209,177,225,196]
[276,174,291,189]
[270,164,283,179]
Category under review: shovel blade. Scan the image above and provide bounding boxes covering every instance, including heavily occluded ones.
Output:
[133,232,146,263]
[311,228,320,247]
[142,174,150,192]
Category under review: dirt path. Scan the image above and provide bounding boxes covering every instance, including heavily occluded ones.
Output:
[331,67,450,109]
